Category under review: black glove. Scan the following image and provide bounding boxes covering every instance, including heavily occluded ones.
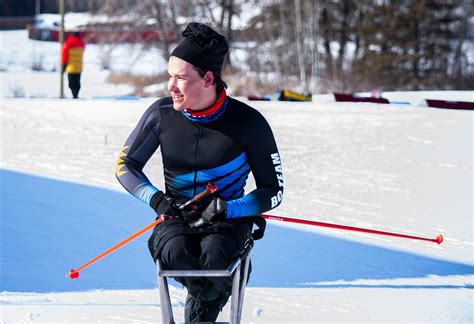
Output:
[150,191,180,218]
[173,198,200,220]
[189,197,227,228]
[62,64,67,73]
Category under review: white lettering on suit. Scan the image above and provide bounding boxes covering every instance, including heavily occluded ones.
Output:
[270,153,284,208]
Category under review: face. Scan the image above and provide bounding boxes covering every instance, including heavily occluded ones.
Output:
[167,56,210,111]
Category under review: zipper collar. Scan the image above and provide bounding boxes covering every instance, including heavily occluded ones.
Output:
[182,90,228,123]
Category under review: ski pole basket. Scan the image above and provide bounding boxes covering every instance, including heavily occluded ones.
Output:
[156,239,254,324]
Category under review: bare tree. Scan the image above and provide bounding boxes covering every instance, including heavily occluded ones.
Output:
[294,0,307,92]
[150,0,172,58]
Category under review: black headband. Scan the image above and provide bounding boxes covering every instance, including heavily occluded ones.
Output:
[171,22,229,73]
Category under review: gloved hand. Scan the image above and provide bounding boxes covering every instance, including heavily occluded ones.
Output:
[189,197,227,228]
[173,198,199,220]
[150,191,180,218]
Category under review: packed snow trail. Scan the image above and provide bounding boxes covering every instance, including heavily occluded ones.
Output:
[1,96,472,322]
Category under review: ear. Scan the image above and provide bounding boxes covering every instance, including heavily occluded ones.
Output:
[203,71,215,88]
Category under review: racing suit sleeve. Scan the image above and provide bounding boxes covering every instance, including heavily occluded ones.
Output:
[115,102,162,206]
[226,110,284,218]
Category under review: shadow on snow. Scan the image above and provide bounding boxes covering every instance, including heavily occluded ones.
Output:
[1,169,472,292]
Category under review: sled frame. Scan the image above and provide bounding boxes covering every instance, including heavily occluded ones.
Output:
[156,240,253,324]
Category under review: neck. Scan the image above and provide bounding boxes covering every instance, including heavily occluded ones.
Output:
[184,89,227,117]
[190,89,218,112]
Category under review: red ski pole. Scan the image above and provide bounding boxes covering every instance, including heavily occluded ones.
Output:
[68,183,218,279]
[261,214,443,245]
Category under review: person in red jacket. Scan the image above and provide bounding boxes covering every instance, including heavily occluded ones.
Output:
[61,32,85,99]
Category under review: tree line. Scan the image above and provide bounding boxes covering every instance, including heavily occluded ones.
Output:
[242,0,473,93]
[42,0,474,94]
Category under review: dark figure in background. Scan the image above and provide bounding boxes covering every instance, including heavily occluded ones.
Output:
[116,23,284,322]
[61,32,85,99]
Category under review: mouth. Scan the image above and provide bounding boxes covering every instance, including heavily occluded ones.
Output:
[171,94,184,103]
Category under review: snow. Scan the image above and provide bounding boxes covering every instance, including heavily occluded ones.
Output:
[32,13,94,30]
[0,30,167,99]
[1,30,473,323]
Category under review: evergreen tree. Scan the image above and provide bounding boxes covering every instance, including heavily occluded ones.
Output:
[352,0,471,91]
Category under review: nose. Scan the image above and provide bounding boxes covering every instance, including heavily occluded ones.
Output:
[168,77,178,93]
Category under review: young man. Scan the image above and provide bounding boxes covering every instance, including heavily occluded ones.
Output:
[116,22,284,322]
[61,32,85,99]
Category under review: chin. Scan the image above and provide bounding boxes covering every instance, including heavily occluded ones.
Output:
[173,105,185,111]
[172,101,186,111]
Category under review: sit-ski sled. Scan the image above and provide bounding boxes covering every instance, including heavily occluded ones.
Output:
[156,239,254,324]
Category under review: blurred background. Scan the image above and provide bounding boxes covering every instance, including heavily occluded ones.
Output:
[1,0,473,98]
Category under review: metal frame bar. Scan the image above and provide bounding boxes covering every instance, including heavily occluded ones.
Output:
[157,241,253,324]
[237,254,251,323]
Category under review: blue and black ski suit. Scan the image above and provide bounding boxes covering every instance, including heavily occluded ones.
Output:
[116,93,283,296]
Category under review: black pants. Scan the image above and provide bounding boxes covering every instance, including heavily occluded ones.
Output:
[67,73,81,99]
[149,219,252,296]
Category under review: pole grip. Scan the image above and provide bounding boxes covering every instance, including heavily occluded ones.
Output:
[195,183,218,201]
[179,182,218,210]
